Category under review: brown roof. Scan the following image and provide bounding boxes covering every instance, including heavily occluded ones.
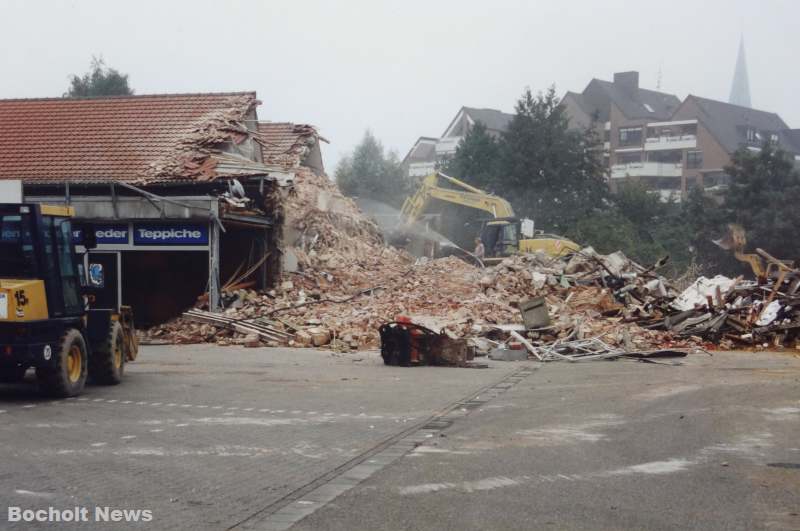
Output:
[256,122,321,168]
[0,92,268,185]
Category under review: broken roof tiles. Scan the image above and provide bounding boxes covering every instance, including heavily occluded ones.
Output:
[256,122,324,169]
[0,91,272,185]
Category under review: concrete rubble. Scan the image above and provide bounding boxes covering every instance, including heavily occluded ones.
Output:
[143,168,798,358]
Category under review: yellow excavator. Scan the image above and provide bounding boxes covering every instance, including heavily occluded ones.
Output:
[400,172,579,263]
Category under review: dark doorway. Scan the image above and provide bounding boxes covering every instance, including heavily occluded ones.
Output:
[121,251,208,327]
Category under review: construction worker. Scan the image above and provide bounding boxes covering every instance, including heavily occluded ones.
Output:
[474,237,485,259]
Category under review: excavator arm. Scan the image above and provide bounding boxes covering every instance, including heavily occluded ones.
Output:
[400,172,515,224]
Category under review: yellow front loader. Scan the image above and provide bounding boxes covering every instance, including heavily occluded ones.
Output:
[0,203,138,397]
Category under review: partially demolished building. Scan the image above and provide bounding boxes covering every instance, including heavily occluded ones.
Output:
[0,92,326,325]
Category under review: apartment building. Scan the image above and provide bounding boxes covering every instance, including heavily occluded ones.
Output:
[608,96,800,199]
[563,71,800,200]
[562,71,681,172]
[403,106,514,178]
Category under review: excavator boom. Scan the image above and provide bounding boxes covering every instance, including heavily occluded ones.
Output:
[400,172,514,224]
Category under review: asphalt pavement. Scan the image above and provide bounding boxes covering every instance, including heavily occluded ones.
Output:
[294,351,800,531]
[2,347,798,530]
[0,345,519,530]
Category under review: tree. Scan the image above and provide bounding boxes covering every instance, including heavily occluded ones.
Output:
[65,57,133,98]
[443,122,501,190]
[499,87,607,233]
[681,185,733,274]
[721,143,800,262]
[335,130,409,207]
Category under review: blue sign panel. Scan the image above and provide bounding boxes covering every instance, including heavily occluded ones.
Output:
[73,224,129,245]
[94,224,129,244]
[133,224,208,246]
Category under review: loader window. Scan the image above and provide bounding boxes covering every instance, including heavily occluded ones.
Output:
[0,214,36,278]
[54,218,82,315]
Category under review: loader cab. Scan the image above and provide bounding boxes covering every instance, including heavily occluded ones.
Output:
[0,204,84,318]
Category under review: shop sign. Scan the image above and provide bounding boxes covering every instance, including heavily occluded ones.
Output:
[133,223,208,245]
[72,224,129,245]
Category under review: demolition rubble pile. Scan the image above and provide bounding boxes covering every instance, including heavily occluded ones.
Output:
[144,167,696,353]
[658,268,800,350]
[144,166,799,356]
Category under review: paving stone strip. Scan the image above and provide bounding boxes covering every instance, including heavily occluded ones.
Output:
[230,365,537,531]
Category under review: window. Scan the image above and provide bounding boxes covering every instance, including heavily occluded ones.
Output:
[617,151,642,164]
[686,150,703,169]
[746,128,757,143]
[0,213,36,278]
[53,218,82,314]
[648,150,682,164]
[703,172,731,188]
[618,127,642,146]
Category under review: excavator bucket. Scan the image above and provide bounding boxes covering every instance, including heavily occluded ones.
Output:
[712,223,747,251]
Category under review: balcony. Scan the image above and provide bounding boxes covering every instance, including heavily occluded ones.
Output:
[435,136,462,156]
[611,162,683,179]
[408,161,436,178]
[644,134,697,151]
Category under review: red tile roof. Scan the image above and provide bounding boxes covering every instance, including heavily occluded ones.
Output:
[256,122,321,168]
[0,92,263,185]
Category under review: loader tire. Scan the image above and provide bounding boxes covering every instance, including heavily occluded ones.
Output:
[90,321,125,385]
[36,329,87,398]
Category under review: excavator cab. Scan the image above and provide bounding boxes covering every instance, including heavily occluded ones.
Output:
[481,218,521,259]
[0,203,138,397]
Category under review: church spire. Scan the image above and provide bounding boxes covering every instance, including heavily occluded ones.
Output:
[729,36,751,108]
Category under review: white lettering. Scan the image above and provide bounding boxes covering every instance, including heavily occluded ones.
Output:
[137,228,203,241]
[95,507,152,522]
[94,229,126,240]
[8,507,20,521]
[95,506,111,522]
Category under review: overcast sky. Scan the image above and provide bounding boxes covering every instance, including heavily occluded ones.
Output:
[2,0,798,171]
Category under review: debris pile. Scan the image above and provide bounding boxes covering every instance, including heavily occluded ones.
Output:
[145,176,697,354]
[646,264,800,350]
[144,163,797,358]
